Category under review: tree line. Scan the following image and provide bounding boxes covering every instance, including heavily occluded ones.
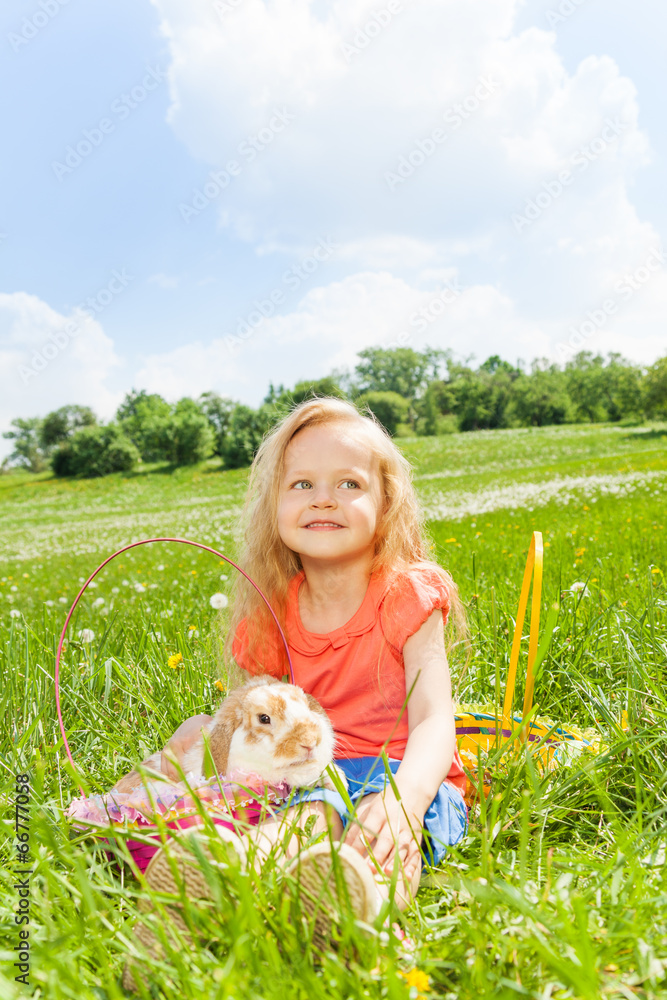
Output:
[4,348,666,477]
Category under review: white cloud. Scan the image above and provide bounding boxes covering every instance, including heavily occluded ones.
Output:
[148,0,664,363]
[0,292,123,459]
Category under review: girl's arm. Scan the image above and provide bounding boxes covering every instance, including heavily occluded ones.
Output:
[345,608,456,876]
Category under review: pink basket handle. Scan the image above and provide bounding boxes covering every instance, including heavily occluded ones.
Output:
[55,537,294,792]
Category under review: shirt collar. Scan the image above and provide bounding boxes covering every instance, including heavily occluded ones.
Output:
[286,569,392,654]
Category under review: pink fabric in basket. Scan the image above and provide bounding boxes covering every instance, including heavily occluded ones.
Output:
[124,800,268,873]
[67,771,290,874]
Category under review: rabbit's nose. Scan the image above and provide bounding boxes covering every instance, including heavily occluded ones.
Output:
[300,743,315,754]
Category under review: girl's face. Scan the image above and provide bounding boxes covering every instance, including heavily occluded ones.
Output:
[278,423,383,572]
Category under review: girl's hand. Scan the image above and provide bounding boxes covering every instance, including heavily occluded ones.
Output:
[344,786,424,884]
[161,714,212,779]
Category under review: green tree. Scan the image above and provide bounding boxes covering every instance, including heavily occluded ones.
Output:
[353,347,446,401]
[645,355,667,418]
[221,404,276,469]
[2,418,46,472]
[39,405,97,451]
[508,365,573,426]
[52,425,140,478]
[116,390,172,462]
[170,398,215,465]
[199,392,236,456]
[355,391,410,436]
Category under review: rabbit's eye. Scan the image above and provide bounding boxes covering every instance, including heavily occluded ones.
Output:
[258,714,271,725]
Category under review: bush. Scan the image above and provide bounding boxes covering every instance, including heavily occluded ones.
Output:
[354,391,410,436]
[51,425,140,478]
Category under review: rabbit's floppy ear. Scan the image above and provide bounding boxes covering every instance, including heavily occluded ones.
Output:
[208,687,246,776]
[304,692,326,718]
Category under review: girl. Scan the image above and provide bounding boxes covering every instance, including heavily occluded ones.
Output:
[160,397,467,928]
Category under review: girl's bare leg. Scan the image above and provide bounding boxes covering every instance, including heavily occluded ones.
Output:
[244,795,421,911]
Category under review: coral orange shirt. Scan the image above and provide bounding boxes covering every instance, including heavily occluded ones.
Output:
[232,565,466,798]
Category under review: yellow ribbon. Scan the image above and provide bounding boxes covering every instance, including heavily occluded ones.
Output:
[502,530,543,737]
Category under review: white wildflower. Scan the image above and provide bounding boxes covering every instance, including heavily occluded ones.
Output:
[134,583,146,593]
[157,564,165,571]
[10,609,21,618]
[93,597,105,607]
[149,631,164,642]
[88,580,98,588]
[45,600,54,607]
[569,582,590,596]
[112,587,120,594]
[209,593,228,610]
[58,597,68,604]
[10,585,18,592]
[122,579,130,586]
[220,574,228,581]
[78,628,95,643]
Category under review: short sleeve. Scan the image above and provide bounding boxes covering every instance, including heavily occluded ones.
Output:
[231,616,286,679]
[379,565,451,656]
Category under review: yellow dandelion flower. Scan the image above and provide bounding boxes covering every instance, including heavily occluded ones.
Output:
[651,567,661,574]
[191,570,197,575]
[404,969,430,992]
[214,679,225,692]
[168,652,184,669]
[444,537,456,543]
[188,625,196,631]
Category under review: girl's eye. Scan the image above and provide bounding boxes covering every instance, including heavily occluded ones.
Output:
[292,481,312,489]
[341,480,359,489]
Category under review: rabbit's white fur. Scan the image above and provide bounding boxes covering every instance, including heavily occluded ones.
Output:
[114,676,346,794]
[183,675,346,791]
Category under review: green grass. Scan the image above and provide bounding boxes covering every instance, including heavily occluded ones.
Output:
[1,422,666,999]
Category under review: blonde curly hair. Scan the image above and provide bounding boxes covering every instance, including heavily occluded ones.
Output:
[223,396,468,683]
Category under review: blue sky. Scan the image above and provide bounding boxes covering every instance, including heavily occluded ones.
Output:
[1,0,665,456]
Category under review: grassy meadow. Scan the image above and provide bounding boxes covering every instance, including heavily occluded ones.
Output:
[1,421,666,999]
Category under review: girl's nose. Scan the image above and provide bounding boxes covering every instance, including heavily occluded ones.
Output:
[309,484,335,505]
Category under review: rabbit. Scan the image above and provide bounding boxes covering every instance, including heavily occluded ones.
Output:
[113,675,347,794]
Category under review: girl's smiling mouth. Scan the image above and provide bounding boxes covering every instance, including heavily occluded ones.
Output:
[304,521,344,529]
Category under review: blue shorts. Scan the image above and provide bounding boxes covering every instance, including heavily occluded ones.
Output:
[280,756,467,867]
